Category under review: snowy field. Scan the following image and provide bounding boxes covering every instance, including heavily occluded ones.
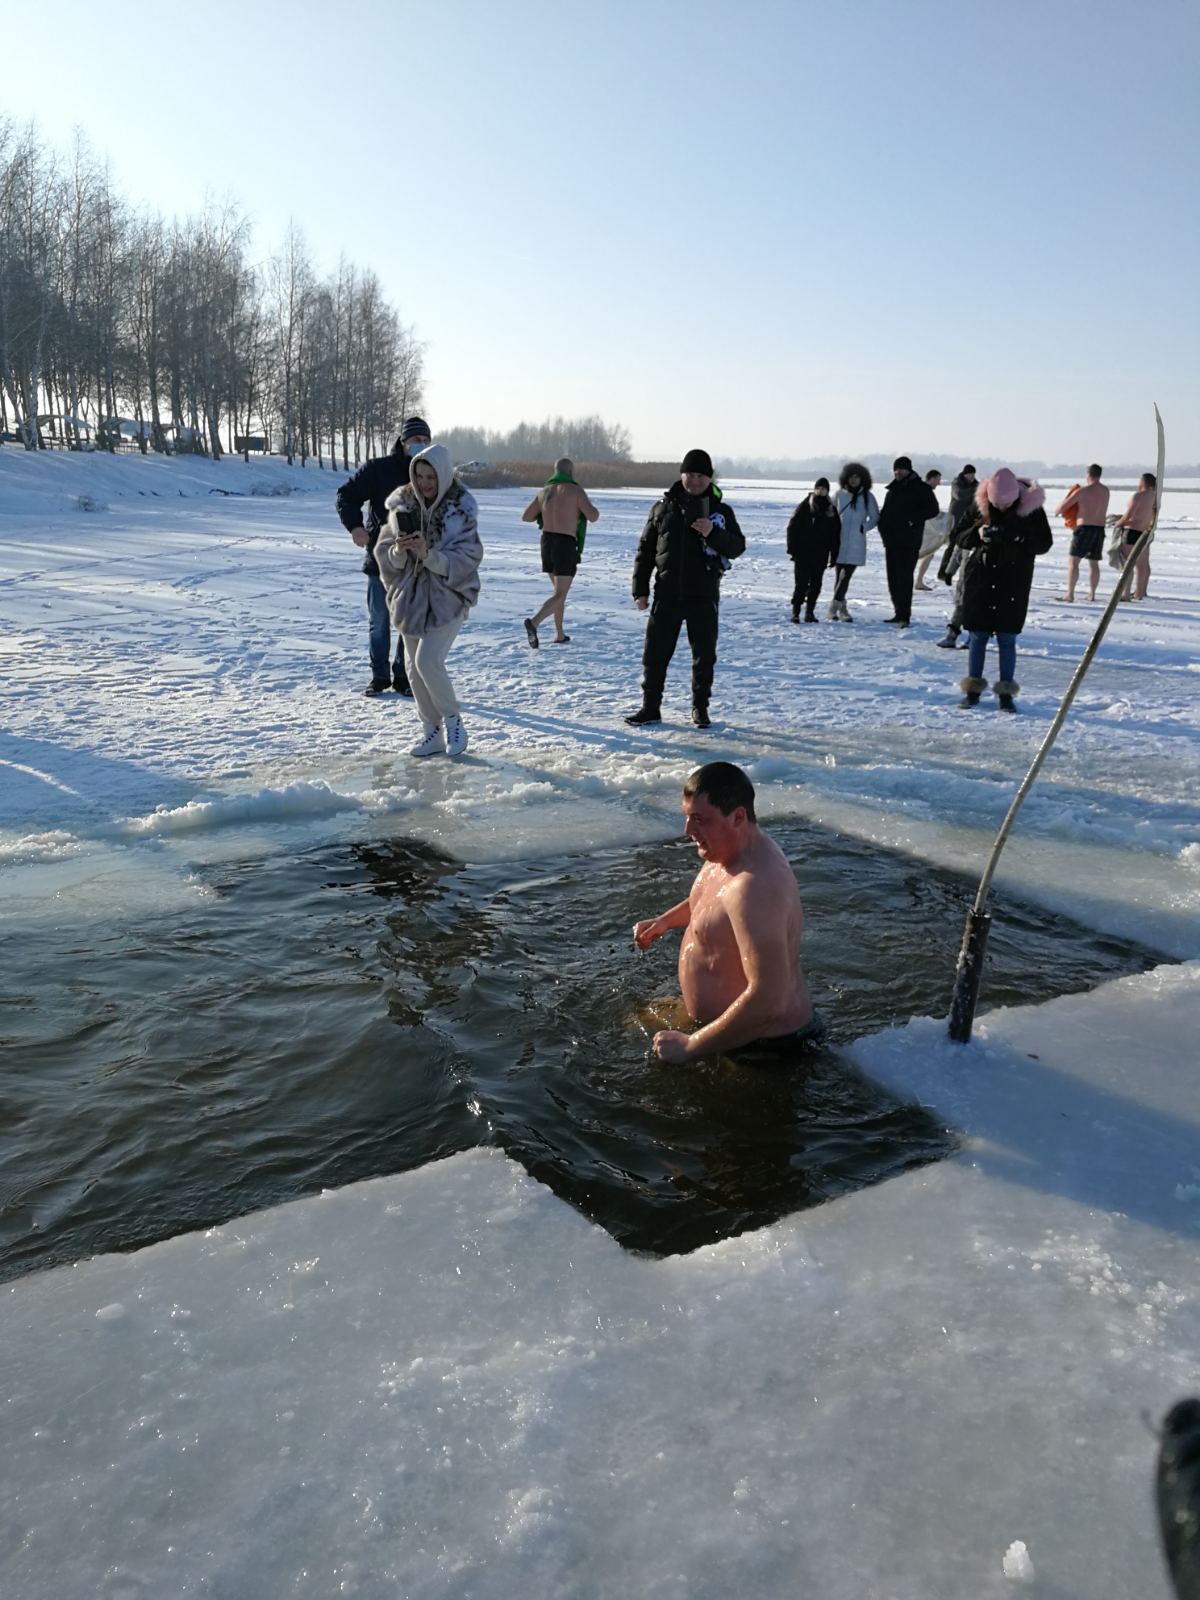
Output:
[2,448,1199,1598]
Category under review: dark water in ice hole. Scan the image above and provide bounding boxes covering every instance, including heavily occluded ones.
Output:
[0,819,1163,1280]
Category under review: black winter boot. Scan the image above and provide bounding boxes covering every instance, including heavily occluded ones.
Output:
[692,705,711,728]
[958,675,987,709]
[994,679,1020,713]
[936,627,960,650]
[625,705,662,726]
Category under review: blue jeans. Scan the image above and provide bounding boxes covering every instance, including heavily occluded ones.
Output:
[367,574,405,683]
[967,630,1017,683]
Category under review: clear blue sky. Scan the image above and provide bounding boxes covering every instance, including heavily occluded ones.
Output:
[7,0,1198,462]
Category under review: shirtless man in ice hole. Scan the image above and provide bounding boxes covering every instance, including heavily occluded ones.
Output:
[633,763,815,1063]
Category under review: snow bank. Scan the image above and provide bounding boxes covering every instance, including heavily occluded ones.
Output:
[0,446,329,521]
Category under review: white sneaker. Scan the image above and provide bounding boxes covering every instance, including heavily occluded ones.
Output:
[444,714,468,757]
[410,722,446,758]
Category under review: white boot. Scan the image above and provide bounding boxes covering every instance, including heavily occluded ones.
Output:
[444,713,468,757]
[410,721,446,758]
[826,600,838,620]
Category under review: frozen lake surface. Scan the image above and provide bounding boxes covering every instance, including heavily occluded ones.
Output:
[1,450,1198,1598]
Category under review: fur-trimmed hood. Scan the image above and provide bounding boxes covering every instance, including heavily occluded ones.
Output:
[976,468,1045,517]
[838,461,872,493]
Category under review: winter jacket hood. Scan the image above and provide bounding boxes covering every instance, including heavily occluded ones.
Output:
[975,470,1045,518]
[838,462,873,493]
[404,443,456,519]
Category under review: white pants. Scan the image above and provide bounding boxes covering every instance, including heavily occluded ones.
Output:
[401,618,464,725]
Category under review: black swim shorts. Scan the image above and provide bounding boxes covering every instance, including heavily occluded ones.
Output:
[1069,525,1105,561]
[730,1011,827,1065]
[541,531,579,577]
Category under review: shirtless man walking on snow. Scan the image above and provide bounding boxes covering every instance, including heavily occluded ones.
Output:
[521,457,600,646]
[633,762,815,1063]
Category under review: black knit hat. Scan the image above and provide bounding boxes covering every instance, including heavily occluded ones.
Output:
[402,416,431,444]
[893,455,912,472]
[680,448,713,476]
[814,477,830,490]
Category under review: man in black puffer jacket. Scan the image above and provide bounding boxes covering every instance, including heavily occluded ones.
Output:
[876,455,941,627]
[335,415,431,697]
[626,449,745,729]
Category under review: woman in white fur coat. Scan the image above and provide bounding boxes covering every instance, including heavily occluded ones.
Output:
[829,462,879,621]
[375,443,483,757]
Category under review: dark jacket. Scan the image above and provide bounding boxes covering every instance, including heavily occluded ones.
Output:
[335,446,414,576]
[632,481,746,602]
[959,502,1053,635]
[877,471,940,546]
[947,472,979,536]
[937,474,982,583]
[786,495,842,569]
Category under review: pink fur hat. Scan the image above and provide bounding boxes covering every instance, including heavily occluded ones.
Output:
[976,469,1046,516]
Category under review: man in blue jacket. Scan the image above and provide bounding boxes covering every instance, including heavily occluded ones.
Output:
[335,415,432,697]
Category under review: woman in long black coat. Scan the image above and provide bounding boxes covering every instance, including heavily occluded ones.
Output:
[956,468,1053,712]
[786,478,841,622]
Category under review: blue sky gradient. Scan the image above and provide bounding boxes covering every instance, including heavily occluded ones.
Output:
[7,0,1198,461]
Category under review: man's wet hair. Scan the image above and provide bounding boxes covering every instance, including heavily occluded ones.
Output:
[684,762,757,822]
[1141,472,1157,489]
[1088,463,1103,478]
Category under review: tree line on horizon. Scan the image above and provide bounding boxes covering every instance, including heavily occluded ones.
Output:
[0,119,423,466]
[437,416,632,465]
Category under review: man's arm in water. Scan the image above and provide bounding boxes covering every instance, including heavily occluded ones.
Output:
[655,882,792,1061]
[633,899,690,950]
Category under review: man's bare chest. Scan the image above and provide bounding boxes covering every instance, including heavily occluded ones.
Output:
[688,874,738,951]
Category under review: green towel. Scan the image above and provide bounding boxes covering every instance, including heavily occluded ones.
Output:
[536,471,588,558]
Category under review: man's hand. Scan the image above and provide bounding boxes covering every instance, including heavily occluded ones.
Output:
[691,517,714,537]
[634,595,649,611]
[350,525,369,549]
[633,917,662,950]
[653,1029,692,1064]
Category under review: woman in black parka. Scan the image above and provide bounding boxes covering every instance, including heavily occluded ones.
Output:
[955,468,1053,712]
[786,478,841,623]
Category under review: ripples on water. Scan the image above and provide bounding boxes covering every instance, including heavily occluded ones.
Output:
[0,821,1160,1278]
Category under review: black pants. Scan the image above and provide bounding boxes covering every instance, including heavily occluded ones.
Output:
[883,535,921,623]
[642,590,719,711]
[833,563,857,603]
[790,558,826,616]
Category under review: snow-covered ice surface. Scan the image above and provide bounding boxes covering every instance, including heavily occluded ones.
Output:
[2,452,1199,1597]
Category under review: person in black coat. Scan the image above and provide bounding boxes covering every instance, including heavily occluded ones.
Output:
[955,468,1053,712]
[334,415,432,696]
[876,455,941,626]
[786,478,841,622]
[626,449,746,728]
